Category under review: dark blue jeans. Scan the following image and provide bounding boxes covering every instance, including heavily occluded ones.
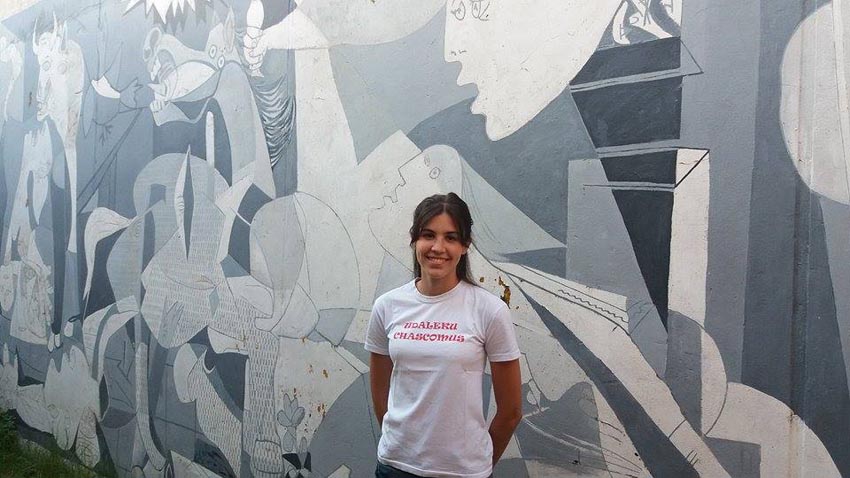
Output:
[375,462,493,478]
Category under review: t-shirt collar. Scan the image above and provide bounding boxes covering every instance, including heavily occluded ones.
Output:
[411,279,465,303]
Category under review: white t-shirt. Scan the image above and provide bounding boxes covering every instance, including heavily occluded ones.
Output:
[365,280,521,478]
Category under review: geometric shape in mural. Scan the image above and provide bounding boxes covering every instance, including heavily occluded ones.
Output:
[612,189,674,327]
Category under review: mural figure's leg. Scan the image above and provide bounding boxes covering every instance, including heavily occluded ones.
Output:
[134,339,166,470]
[245,327,284,477]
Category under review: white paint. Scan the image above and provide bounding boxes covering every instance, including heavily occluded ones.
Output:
[0,261,19,315]
[327,466,351,478]
[781,4,850,204]
[668,150,710,325]
[83,208,133,299]
[171,451,221,478]
[699,326,728,436]
[0,344,18,410]
[707,383,840,477]
[273,338,360,446]
[781,2,850,405]
[244,8,329,71]
[82,301,137,379]
[299,0,443,46]
[134,341,166,470]
[443,0,622,140]
[32,16,84,253]
[44,346,98,451]
[10,239,52,347]
[15,385,53,434]
[125,0,210,20]
[90,76,121,99]
[76,408,101,467]
[495,262,730,478]
[205,111,215,168]
[367,145,464,268]
[0,0,41,20]
[5,128,52,264]
[0,36,23,120]
[173,344,244,476]
[591,386,648,477]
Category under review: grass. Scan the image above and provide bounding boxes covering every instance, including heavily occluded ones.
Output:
[0,409,99,478]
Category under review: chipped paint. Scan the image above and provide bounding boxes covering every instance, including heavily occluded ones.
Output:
[498,276,511,306]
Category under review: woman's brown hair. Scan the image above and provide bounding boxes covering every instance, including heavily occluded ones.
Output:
[409,192,476,285]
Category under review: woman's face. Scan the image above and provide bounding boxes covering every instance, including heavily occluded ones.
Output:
[414,212,468,284]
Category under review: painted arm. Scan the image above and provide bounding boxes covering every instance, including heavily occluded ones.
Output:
[4,162,31,262]
[488,358,522,465]
[369,352,393,427]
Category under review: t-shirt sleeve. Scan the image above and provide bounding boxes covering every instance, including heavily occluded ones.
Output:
[485,302,521,362]
[364,297,390,355]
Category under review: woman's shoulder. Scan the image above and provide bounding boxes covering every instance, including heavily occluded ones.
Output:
[462,281,509,314]
[373,279,416,308]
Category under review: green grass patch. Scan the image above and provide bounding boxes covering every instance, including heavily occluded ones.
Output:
[0,409,99,478]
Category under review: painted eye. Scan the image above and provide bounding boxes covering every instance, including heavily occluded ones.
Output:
[143,28,161,62]
[472,0,490,21]
[217,56,225,69]
[429,167,441,179]
[471,0,490,20]
[209,45,218,58]
[450,0,466,20]
[57,63,66,74]
[41,61,50,71]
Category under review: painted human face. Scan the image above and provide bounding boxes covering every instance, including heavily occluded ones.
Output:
[444,0,622,140]
[0,262,18,313]
[368,146,462,266]
[414,212,468,288]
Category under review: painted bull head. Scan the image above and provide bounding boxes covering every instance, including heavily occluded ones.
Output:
[141,10,236,110]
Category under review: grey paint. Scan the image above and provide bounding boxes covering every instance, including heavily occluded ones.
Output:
[0,1,848,476]
[680,0,760,382]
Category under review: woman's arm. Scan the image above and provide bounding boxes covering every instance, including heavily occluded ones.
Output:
[369,352,394,427]
[489,359,522,465]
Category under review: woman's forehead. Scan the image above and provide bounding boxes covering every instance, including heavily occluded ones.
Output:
[423,212,461,231]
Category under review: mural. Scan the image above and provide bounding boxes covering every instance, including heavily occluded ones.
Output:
[0,0,848,476]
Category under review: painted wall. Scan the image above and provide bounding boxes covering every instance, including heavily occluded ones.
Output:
[0,0,847,476]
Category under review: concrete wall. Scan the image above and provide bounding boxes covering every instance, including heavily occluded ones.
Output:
[0,0,847,476]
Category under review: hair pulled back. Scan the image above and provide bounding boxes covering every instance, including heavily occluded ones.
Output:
[409,192,475,285]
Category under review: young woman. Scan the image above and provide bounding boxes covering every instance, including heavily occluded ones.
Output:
[365,192,523,478]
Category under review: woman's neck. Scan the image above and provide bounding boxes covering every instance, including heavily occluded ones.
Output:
[416,274,461,297]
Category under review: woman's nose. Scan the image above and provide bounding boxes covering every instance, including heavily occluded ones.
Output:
[430,239,446,252]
